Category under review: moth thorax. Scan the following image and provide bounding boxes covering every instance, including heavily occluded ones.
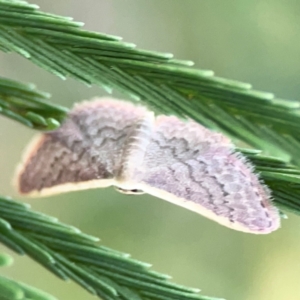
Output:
[116,112,154,183]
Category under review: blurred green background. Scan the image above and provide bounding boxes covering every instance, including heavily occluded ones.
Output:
[1,1,300,299]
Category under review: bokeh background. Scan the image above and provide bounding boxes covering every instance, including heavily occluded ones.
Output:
[1,1,300,299]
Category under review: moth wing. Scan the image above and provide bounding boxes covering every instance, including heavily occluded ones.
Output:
[15,98,149,197]
[135,116,280,234]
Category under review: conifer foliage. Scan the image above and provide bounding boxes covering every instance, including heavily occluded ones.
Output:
[0,1,300,299]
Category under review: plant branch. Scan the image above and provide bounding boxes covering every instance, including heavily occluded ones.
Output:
[1,1,298,300]
[0,253,57,300]
[0,0,300,166]
[0,196,222,300]
[0,76,67,130]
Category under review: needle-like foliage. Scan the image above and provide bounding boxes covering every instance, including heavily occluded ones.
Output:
[0,76,67,130]
[0,196,223,300]
[0,253,13,267]
[1,0,300,166]
[1,1,300,299]
[0,252,57,300]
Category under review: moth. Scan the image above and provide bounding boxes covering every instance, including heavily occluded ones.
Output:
[14,97,280,234]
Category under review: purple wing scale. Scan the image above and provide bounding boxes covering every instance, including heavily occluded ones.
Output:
[15,98,148,196]
[132,116,280,234]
